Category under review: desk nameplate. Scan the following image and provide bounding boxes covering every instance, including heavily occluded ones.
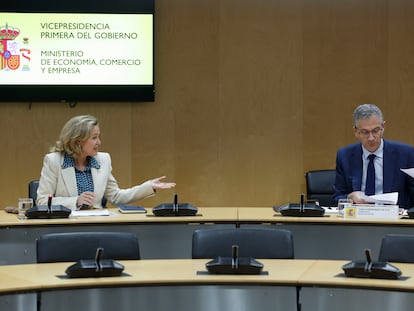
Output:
[344,204,399,220]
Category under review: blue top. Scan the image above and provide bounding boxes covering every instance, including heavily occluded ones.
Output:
[62,153,101,195]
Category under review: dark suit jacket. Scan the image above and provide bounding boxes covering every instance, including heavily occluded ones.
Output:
[333,139,414,208]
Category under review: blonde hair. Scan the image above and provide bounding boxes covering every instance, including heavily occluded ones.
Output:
[51,115,98,158]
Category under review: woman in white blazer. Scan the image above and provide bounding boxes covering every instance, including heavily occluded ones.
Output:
[36,115,175,210]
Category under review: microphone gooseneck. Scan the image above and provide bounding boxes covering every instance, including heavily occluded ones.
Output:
[231,245,239,269]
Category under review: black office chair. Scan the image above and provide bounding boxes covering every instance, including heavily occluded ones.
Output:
[28,180,39,206]
[192,227,294,259]
[378,234,414,263]
[305,169,336,207]
[29,180,107,208]
[36,232,141,263]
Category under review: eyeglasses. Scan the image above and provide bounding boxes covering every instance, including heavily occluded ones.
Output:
[355,127,384,138]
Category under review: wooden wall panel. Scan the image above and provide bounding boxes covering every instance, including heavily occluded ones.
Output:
[2,0,414,209]
[387,1,414,144]
[302,0,388,171]
[216,0,303,205]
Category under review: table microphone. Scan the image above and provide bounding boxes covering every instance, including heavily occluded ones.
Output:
[364,248,373,272]
[173,193,178,212]
[47,195,53,214]
[95,247,104,272]
[232,245,239,269]
[300,193,305,213]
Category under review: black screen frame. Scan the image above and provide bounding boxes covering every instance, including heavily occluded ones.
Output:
[0,0,155,102]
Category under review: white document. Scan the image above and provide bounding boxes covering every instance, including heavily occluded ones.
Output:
[360,192,398,205]
[71,209,114,217]
[401,168,414,178]
[322,206,339,213]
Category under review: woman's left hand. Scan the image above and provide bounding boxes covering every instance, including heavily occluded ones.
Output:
[151,176,176,189]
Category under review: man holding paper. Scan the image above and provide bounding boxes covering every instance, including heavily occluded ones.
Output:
[333,104,414,209]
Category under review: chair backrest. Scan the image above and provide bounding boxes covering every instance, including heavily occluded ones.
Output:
[192,227,294,259]
[28,180,39,206]
[378,234,414,263]
[36,231,140,263]
[305,169,336,207]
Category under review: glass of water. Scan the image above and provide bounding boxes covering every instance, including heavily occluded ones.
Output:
[18,198,33,220]
[338,198,353,217]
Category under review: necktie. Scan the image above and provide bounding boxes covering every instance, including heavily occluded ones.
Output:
[365,154,376,196]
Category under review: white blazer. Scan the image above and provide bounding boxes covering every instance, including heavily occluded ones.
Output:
[37,152,155,210]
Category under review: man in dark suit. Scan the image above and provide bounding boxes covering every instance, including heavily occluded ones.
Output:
[333,104,414,209]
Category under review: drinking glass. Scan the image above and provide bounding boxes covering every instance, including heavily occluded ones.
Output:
[18,198,33,220]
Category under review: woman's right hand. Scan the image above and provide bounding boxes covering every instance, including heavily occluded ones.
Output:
[347,191,368,204]
[77,191,96,208]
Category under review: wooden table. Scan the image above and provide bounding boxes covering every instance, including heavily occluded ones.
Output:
[0,207,238,264]
[237,207,414,260]
[298,260,414,311]
[3,206,414,265]
[0,259,310,311]
[1,259,414,311]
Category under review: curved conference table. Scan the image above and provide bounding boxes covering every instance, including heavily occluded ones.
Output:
[2,206,414,264]
[1,259,414,311]
[0,207,237,264]
[237,207,414,261]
